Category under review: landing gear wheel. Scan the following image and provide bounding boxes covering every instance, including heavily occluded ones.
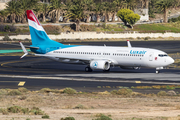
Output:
[85,67,92,72]
[156,70,160,74]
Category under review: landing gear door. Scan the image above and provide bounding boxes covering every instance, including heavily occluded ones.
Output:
[149,52,153,61]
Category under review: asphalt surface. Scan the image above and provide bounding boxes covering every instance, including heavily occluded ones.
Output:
[0,41,180,93]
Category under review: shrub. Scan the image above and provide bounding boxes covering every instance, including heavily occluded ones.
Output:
[7,106,23,113]
[63,88,77,94]
[18,87,28,93]
[74,104,85,109]
[0,108,9,115]
[80,24,96,31]
[40,88,52,93]
[18,96,27,100]
[102,23,106,29]
[0,89,8,95]
[8,90,21,95]
[61,117,75,120]
[144,37,151,41]
[116,88,133,96]
[95,114,112,120]
[42,114,50,119]
[2,35,11,41]
[110,90,117,95]
[4,25,10,32]
[70,23,76,31]
[166,85,175,90]
[30,107,44,115]
[10,24,16,32]
[157,91,167,96]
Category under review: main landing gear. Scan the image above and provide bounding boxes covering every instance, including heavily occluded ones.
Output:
[85,66,92,72]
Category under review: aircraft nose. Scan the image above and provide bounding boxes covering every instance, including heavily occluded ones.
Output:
[168,57,174,64]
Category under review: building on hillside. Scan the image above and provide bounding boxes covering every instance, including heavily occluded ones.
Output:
[0,0,11,11]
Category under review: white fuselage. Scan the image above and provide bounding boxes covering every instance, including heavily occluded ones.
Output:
[42,45,174,68]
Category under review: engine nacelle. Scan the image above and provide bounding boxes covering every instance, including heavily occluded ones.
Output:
[90,60,110,70]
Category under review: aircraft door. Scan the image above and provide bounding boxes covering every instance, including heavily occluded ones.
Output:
[149,52,153,61]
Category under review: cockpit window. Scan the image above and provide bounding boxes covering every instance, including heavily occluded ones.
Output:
[158,54,168,57]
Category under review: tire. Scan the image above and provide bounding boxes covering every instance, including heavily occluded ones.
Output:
[85,67,92,72]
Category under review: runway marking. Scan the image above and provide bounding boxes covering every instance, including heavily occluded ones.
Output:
[18,82,25,86]
[1,61,22,68]
[0,49,30,54]
[0,75,180,85]
[135,81,141,83]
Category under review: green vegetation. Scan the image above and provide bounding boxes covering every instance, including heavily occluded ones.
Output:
[0,0,179,32]
[131,85,180,90]
[63,88,77,94]
[157,91,167,96]
[110,88,133,96]
[0,106,45,115]
[156,0,176,23]
[74,104,86,109]
[42,114,50,119]
[134,23,180,33]
[61,117,75,120]
[8,89,22,96]
[94,114,112,120]
[117,9,140,29]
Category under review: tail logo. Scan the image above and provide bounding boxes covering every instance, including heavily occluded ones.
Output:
[27,10,40,26]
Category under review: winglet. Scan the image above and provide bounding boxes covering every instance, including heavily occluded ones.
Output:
[127,40,132,48]
[19,41,28,59]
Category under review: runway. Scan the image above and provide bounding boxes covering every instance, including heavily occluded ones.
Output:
[0,41,180,93]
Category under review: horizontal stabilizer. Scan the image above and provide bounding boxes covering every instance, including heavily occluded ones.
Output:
[3,42,39,49]
[19,42,29,59]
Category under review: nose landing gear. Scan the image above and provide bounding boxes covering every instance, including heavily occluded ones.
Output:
[156,67,163,74]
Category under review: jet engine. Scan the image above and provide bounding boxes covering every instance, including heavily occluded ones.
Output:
[90,60,110,70]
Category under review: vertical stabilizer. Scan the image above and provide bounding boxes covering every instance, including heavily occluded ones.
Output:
[26,10,62,47]
[127,40,132,48]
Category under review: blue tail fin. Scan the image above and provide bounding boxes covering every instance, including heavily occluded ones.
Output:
[26,10,62,47]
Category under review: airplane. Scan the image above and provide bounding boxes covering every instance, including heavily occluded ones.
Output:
[19,10,174,73]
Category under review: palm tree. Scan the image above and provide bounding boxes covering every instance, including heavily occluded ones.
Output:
[113,0,127,22]
[36,3,51,22]
[156,0,176,23]
[34,2,43,19]
[20,0,39,23]
[125,0,138,10]
[63,0,73,22]
[94,3,103,22]
[0,10,8,23]
[83,0,95,23]
[102,2,110,22]
[50,0,65,23]
[65,0,85,31]
[108,2,116,22]
[5,0,21,23]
